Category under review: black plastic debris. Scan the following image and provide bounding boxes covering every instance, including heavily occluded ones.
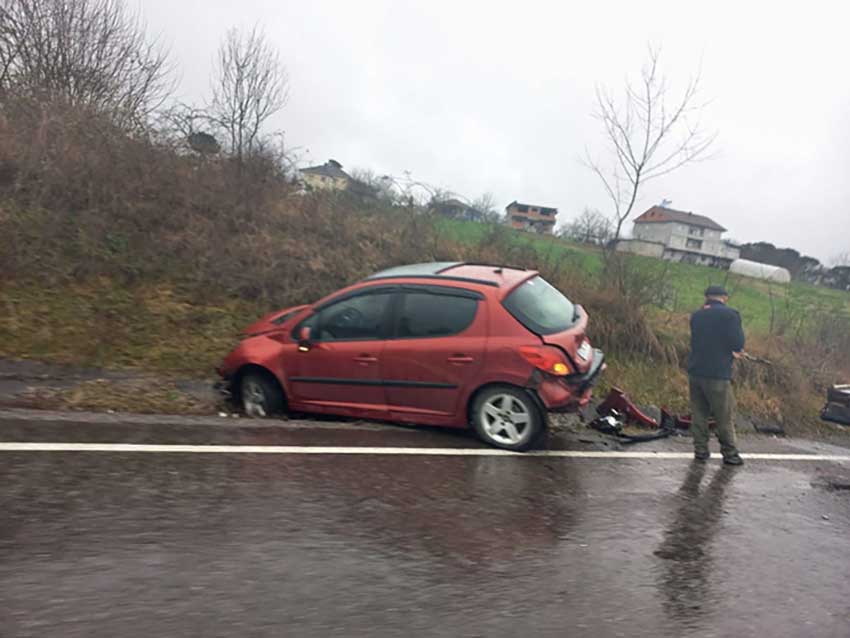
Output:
[821,384,850,426]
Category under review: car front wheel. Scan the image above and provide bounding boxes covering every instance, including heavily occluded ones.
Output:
[471,386,544,451]
[240,373,285,418]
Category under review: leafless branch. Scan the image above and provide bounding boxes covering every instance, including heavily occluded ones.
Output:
[560,207,612,245]
[831,251,850,268]
[210,25,288,165]
[0,0,173,128]
[586,44,717,241]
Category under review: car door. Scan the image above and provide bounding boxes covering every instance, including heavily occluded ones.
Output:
[288,288,394,420]
[382,285,487,424]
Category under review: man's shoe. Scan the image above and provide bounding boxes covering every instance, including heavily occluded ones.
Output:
[723,455,744,466]
[694,451,711,461]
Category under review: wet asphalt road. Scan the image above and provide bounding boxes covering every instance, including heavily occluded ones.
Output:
[2,411,850,637]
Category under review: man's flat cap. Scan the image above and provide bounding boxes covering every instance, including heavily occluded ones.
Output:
[704,285,729,297]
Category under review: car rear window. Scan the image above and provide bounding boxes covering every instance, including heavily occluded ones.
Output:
[503,276,577,335]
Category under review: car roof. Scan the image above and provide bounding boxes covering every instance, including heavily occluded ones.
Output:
[366,262,535,292]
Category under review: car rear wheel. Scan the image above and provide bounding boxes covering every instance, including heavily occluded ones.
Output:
[240,373,284,418]
[471,386,544,451]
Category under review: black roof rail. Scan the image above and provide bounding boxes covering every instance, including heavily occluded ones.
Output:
[449,261,530,272]
[365,274,499,288]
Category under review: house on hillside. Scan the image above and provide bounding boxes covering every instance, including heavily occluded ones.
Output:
[505,201,558,234]
[299,159,377,199]
[616,205,740,268]
[433,198,483,221]
[300,159,353,191]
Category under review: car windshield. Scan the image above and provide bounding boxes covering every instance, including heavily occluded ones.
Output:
[503,276,577,335]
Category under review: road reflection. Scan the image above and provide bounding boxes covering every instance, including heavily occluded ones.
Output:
[259,453,584,573]
[654,462,738,628]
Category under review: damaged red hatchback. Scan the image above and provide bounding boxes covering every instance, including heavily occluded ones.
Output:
[216,262,605,450]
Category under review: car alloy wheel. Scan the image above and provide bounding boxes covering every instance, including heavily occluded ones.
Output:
[243,379,269,417]
[481,393,533,445]
[239,372,284,418]
[472,386,544,450]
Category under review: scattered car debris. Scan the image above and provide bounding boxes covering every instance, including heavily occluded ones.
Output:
[821,384,850,426]
[589,387,681,444]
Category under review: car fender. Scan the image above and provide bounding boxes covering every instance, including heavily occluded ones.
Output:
[222,335,290,396]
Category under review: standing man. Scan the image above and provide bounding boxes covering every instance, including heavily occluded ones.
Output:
[688,285,745,465]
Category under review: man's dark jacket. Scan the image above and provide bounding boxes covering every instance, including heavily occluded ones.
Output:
[688,299,746,380]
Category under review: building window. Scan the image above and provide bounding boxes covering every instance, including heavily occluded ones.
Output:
[688,226,704,236]
[686,238,703,250]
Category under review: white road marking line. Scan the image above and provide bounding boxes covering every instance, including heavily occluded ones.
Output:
[0,442,848,461]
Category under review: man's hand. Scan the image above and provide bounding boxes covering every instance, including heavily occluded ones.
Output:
[733,351,772,365]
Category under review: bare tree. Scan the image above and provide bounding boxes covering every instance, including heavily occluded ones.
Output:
[350,168,399,203]
[0,0,172,127]
[586,46,717,240]
[470,192,503,223]
[156,102,212,148]
[372,171,446,208]
[211,26,288,164]
[831,251,850,267]
[560,207,612,245]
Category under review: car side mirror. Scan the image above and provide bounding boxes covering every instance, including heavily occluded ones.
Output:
[298,326,312,351]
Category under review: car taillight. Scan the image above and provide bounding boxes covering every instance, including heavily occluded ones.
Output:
[518,345,572,376]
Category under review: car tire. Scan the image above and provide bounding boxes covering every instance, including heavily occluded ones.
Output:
[471,385,544,451]
[240,372,285,418]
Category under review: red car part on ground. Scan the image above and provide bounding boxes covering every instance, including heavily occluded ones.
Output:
[595,387,713,432]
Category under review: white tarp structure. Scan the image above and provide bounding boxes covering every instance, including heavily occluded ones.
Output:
[729,258,792,283]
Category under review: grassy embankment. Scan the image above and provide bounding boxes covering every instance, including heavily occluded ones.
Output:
[3,215,848,433]
[2,100,848,430]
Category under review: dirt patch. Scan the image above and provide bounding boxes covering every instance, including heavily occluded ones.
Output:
[0,359,218,415]
[811,474,850,492]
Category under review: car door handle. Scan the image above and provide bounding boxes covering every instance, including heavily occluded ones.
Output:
[354,354,378,365]
[447,355,475,365]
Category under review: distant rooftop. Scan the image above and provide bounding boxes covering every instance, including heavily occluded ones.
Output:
[635,205,726,232]
[438,198,471,208]
[507,201,558,215]
[301,159,351,180]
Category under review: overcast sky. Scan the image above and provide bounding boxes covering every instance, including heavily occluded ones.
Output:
[142,0,849,262]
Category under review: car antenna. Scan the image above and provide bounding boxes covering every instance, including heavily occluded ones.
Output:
[494,267,503,274]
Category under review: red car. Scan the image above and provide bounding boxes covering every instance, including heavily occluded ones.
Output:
[216,262,605,450]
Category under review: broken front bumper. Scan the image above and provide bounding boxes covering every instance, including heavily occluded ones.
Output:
[214,378,233,401]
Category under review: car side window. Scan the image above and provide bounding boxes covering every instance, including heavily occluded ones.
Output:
[397,292,478,338]
[315,292,393,342]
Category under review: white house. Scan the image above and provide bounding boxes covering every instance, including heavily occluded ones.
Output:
[298,159,378,199]
[616,205,740,268]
